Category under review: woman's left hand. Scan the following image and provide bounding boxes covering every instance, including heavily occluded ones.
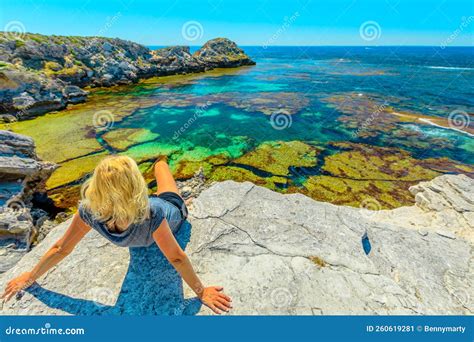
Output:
[1,272,34,302]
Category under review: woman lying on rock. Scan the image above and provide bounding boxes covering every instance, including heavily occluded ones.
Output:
[2,156,232,314]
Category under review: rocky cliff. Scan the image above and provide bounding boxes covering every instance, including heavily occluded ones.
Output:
[0,130,56,191]
[0,33,255,120]
[0,174,472,315]
[0,130,57,272]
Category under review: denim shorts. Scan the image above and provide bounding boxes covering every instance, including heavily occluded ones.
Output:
[152,191,188,221]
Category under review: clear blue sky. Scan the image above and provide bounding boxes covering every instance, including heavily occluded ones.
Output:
[1,0,473,46]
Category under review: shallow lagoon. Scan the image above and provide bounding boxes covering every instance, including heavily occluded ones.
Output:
[3,46,474,211]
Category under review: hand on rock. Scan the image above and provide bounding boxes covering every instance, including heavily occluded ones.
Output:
[1,272,34,302]
[199,286,232,314]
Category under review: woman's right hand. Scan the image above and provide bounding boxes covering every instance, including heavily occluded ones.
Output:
[199,286,232,314]
[1,272,34,302]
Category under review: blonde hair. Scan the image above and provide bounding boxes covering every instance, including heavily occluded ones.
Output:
[80,155,149,231]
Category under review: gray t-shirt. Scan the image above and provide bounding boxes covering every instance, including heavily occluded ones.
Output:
[78,197,183,247]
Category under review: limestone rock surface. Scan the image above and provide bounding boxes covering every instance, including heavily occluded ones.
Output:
[194,38,256,69]
[373,174,474,243]
[0,130,57,199]
[0,130,57,274]
[0,176,472,315]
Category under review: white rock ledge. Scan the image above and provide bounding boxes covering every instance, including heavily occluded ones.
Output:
[0,175,473,315]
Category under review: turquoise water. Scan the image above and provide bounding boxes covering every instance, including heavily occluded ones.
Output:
[3,46,473,211]
[110,46,473,165]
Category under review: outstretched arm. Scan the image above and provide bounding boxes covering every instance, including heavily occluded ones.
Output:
[2,213,91,301]
[153,219,232,314]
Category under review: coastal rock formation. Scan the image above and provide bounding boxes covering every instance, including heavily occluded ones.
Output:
[0,206,34,273]
[0,130,57,202]
[0,63,88,120]
[0,33,255,119]
[0,130,57,274]
[194,38,256,69]
[0,175,472,315]
[151,46,204,75]
[373,174,474,244]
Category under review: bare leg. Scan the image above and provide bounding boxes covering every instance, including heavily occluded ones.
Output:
[154,160,180,196]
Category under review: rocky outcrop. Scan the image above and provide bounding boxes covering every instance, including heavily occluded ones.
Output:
[194,38,256,69]
[0,63,87,120]
[0,130,57,274]
[0,130,56,199]
[373,174,474,244]
[0,33,255,119]
[151,46,204,75]
[0,207,34,273]
[0,175,472,315]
